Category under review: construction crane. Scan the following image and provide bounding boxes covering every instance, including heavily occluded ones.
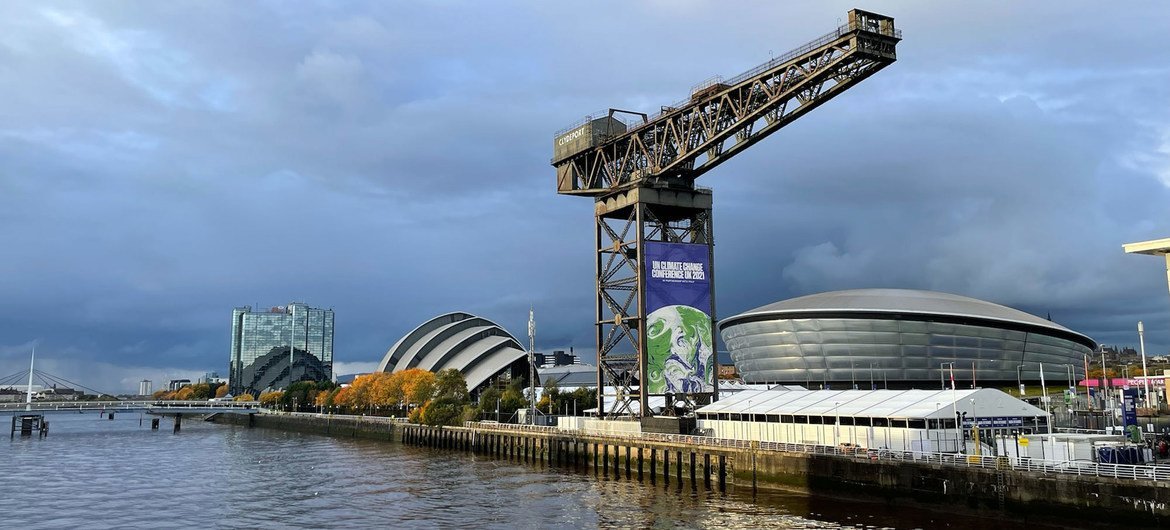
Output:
[552,9,900,418]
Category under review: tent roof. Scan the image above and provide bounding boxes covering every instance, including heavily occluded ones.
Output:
[697,388,1047,419]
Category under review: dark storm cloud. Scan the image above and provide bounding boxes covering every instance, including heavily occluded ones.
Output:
[0,1,1167,391]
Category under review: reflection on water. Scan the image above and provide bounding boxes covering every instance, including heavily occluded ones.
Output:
[2,413,1069,529]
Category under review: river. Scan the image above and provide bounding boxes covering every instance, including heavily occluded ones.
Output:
[3,413,1073,529]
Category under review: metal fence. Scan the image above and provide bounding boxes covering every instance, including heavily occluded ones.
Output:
[462,421,1170,483]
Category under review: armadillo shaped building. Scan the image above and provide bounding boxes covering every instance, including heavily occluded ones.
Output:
[376,312,531,395]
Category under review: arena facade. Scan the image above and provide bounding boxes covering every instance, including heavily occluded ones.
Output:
[719,289,1096,390]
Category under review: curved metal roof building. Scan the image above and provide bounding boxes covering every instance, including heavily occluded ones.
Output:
[377,312,530,393]
[720,289,1096,389]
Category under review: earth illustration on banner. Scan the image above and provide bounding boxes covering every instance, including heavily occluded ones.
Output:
[646,304,714,394]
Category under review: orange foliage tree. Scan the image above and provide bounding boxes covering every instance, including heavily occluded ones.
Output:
[259,390,284,407]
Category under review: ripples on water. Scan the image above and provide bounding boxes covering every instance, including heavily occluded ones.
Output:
[2,414,1055,529]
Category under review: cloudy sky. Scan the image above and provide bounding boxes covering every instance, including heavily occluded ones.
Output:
[1,1,1168,393]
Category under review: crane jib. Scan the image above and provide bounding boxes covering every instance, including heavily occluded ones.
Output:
[551,9,899,196]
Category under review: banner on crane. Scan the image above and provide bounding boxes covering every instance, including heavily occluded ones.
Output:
[644,241,715,395]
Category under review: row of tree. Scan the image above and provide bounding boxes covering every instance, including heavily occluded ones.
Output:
[148,368,597,428]
[257,381,339,410]
[152,382,229,401]
[307,368,470,425]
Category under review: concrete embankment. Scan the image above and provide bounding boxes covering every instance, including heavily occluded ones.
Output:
[210,413,1169,526]
[209,412,401,442]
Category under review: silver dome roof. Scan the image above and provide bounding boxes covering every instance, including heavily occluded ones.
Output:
[721,288,1094,347]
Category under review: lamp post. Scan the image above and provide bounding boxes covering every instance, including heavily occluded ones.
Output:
[834,401,841,446]
[1139,321,1151,409]
[1039,362,1051,426]
[1016,364,1027,397]
[969,397,980,456]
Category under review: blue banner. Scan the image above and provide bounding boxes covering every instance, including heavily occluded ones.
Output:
[1123,388,1138,427]
[644,242,714,395]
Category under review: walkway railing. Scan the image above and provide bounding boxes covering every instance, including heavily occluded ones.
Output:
[461,421,1170,483]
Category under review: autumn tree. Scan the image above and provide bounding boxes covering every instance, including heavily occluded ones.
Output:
[214,384,230,399]
[174,386,195,400]
[333,386,352,412]
[259,390,284,407]
[400,368,437,409]
[234,393,256,402]
[189,383,213,400]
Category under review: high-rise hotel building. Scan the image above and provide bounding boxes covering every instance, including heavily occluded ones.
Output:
[229,302,334,395]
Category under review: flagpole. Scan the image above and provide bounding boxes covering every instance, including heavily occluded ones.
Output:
[1040,362,1051,433]
[950,365,958,452]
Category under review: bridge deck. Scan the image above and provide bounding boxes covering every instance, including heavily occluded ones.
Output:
[1,400,261,415]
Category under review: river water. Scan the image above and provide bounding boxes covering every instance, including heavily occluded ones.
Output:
[3,413,1071,529]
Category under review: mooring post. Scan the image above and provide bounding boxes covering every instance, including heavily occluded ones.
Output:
[718,455,727,492]
[173,413,182,433]
[650,448,657,483]
[638,447,644,480]
[663,449,670,482]
[704,453,711,488]
[690,452,696,487]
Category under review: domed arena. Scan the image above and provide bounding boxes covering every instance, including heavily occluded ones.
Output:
[719,289,1097,390]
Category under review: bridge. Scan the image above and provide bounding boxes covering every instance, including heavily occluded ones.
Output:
[1,400,262,415]
[6,400,263,436]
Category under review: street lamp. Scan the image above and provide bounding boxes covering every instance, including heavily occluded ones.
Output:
[833,401,841,446]
[1016,364,1027,397]
[969,397,980,456]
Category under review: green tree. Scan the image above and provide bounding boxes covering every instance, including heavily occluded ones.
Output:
[280,381,324,411]
[422,369,470,426]
[538,378,560,413]
[497,378,529,420]
[476,386,503,420]
[566,387,597,414]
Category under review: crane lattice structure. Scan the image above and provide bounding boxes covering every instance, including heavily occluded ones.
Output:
[551,10,900,417]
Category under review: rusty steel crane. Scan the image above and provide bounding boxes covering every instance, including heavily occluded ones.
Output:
[551,9,900,418]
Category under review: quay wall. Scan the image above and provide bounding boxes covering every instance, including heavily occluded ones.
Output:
[210,413,1169,525]
[209,412,401,442]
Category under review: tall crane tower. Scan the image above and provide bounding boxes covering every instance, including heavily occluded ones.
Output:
[552,9,900,417]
